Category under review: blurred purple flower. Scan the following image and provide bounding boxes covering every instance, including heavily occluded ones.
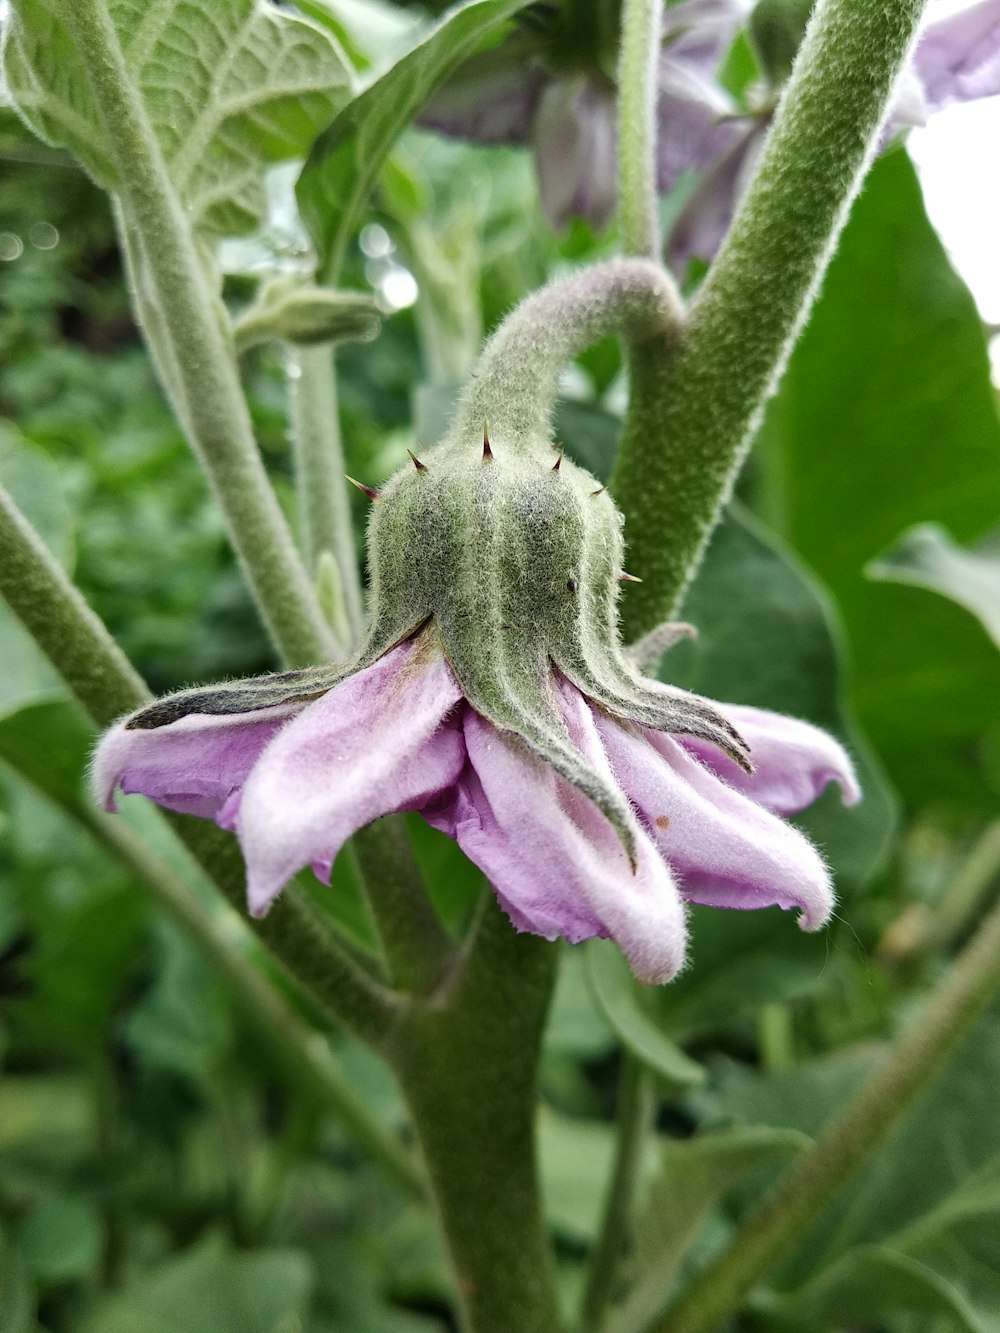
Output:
[94,627,858,985]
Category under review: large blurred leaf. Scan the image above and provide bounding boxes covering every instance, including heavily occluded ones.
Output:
[754,149,1000,809]
[3,0,352,239]
[868,522,1000,653]
[79,1232,312,1333]
[298,0,532,280]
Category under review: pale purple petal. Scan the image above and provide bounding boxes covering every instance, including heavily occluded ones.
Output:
[430,689,689,985]
[235,636,464,916]
[679,704,861,815]
[533,75,618,231]
[91,705,300,819]
[595,714,835,931]
[666,118,766,269]
[419,54,546,144]
[663,0,754,73]
[656,60,742,191]
[914,0,1000,110]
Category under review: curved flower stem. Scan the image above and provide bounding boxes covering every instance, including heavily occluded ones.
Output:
[617,0,662,260]
[387,896,562,1332]
[447,259,682,452]
[92,816,423,1197]
[611,0,927,636]
[288,344,365,647]
[351,818,456,996]
[0,480,398,1049]
[66,0,334,668]
[655,886,1000,1333]
[581,1055,656,1332]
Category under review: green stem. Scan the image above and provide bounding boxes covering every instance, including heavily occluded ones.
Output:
[617,0,661,260]
[351,818,456,996]
[287,343,364,646]
[92,815,423,1197]
[67,0,334,667]
[581,1055,656,1332]
[612,0,926,635]
[0,482,147,720]
[446,259,682,452]
[0,479,397,1049]
[656,887,1000,1333]
[387,896,562,1332]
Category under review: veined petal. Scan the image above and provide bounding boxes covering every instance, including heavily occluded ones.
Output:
[437,689,688,985]
[533,75,618,232]
[596,714,835,931]
[679,704,861,815]
[91,705,299,818]
[236,634,464,916]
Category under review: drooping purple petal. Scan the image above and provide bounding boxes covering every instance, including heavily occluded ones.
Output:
[419,49,547,144]
[533,74,619,232]
[666,117,766,270]
[656,60,742,192]
[679,704,861,815]
[595,713,835,931]
[428,687,689,985]
[91,705,300,819]
[914,0,1000,111]
[235,635,464,916]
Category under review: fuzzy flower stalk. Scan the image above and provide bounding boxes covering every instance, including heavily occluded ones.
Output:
[93,263,859,984]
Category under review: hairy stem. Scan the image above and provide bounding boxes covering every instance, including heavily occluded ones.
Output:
[612,0,926,634]
[387,897,562,1332]
[288,343,364,646]
[617,0,661,260]
[447,259,682,452]
[656,887,1000,1333]
[67,0,334,667]
[581,1056,656,1332]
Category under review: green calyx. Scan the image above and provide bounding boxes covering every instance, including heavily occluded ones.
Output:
[358,424,751,860]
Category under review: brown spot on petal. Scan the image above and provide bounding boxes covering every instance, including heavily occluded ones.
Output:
[655,815,670,830]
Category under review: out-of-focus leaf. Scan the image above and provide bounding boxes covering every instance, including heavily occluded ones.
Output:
[3,0,352,239]
[0,1233,36,1333]
[295,0,427,72]
[868,522,1000,653]
[544,945,616,1062]
[754,149,1000,809]
[611,1126,810,1333]
[756,1245,980,1331]
[0,696,93,812]
[298,0,532,280]
[539,1107,657,1245]
[585,940,705,1090]
[78,1232,313,1333]
[0,1077,90,1168]
[17,1197,102,1283]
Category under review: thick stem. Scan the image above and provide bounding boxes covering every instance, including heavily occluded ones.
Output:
[656,887,1000,1333]
[287,343,364,645]
[446,259,682,452]
[351,818,456,996]
[617,0,661,260]
[387,897,562,1333]
[612,0,926,634]
[581,1056,656,1332]
[67,0,334,667]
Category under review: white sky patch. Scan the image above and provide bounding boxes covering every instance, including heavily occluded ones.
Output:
[908,96,1000,327]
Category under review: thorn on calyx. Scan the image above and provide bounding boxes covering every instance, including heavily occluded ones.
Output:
[619,571,643,583]
[407,448,428,474]
[346,475,380,501]
[552,450,563,472]
[482,421,494,461]
[591,486,606,497]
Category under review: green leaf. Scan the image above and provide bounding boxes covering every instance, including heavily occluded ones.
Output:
[611,1126,810,1333]
[3,0,352,239]
[0,1233,37,1333]
[17,1197,102,1283]
[585,940,705,1090]
[754,149,1000,809]
[0,696,94,813]
[868,522,1000,654]
[297,0,532,280]
[79,1232,313,1333]
[756,1245,981,1331]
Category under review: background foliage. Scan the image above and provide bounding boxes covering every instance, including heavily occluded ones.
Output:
[1,1,1000,1329]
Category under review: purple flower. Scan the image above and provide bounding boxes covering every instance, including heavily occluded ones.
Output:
[913,0,1000,111]
[94,625,858,985]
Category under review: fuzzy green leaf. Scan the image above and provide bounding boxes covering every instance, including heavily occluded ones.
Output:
[2,0,352,239]
[297,0,532,280]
